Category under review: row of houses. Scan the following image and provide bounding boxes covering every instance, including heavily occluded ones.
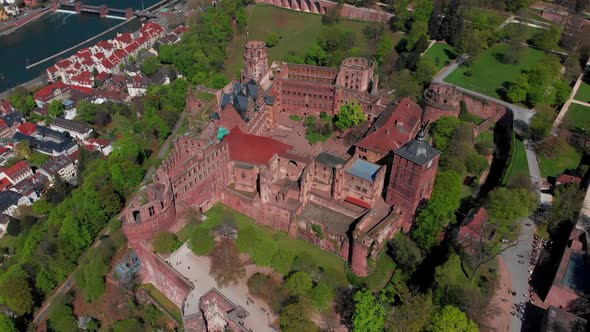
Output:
[46,22,169,87]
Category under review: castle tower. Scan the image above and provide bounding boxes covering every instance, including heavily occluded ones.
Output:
[386,130,440,231]
[335,57,375,93]
[241,41,268,83]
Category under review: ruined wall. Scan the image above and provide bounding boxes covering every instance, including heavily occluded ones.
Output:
[135,244,193,308]
[255,0,393,23]
[423,83,507,124]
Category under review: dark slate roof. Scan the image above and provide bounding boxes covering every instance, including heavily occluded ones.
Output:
[315,151,346,168]
[2,112,24,127]
[394,131,440,166]
[0,190,21,212]
[52,118,92,134]
[246,79,259,99]
[264,95,275,106]
[13,132,76,155]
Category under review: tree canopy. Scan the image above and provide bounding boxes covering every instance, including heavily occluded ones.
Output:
[353,289,386,332]
[428,305,478,332]
[335,101,365,130]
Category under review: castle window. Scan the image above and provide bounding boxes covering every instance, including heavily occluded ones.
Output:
[148,206,155,217]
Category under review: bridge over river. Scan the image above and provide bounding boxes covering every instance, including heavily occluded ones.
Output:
[51,0,167,19]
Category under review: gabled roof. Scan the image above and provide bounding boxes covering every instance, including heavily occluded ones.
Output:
[3,160,31,179]
[356,98,422,155]
[458,207,488,241]
[40,155,73,176]
[35,82,69,100]
[315,151,346,168]
[17,122,36,135]
[52,117,92,134]
[557,174,582,184]
[224,126,292,164]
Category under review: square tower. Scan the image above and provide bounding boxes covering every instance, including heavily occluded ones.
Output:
[386,131,440,229]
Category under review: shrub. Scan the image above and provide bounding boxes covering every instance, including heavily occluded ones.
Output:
[266,32,280,47]
[189,227,215,255]
[152,231,181,254]
[464,69,473,77]
[311,224,324,239]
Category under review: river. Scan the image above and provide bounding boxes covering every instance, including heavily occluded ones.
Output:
[0,0,159,94]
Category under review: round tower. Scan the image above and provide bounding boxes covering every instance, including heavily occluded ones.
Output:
[241,40,268,83]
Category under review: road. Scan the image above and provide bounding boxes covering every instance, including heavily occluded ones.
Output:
[501,221,536,332]
[432,56,535,125]
[524,139,543,196]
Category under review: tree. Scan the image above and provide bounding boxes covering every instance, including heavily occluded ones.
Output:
[49,99,64,118]
[414,58,437,85]
[439,0,463,46]
[209,240,245,288]
[0,267,34,316]
[266,32,280,47]
[76,255,110,302]
[547,184,585,231]
[323,4,341,24]
[311,282,334,311]
[529,104,555,140]
[281,301,318,332]
[153,231,180,253]
[531,26,561,50]
[0,314,17,332]
[141,56,161,76]
[431,116,461,151]
[15,140,33,160]
[412,170,463,250]
[389,234,423,274]
[428,1,443,39]
[505,0,528,12]
[353,289,385,332]
[386,292,434,332]
[305,43,329,66]
[487,187,537,223]
[391,0,411,32]
[48,299,78,332]
[465,153,488,176]
[271,248,295,274]
[375,34,394,64]
[285,271,313,298]
[189,228,215,255]
[335,101,365,130]
[507,74,529,104]
[114,318,142,332]
[428,305,478,332]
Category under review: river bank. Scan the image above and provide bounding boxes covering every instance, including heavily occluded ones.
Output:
[0,74,47,100]
[0,6,51,36]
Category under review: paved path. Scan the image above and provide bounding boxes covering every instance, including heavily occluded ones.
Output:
[501,221,536,332]
[572,99,590,108]
[168,244,277,332]
[553,73,585,131]
[524,139,543,196]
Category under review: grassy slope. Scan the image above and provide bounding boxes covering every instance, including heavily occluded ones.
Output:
[574,81,590,103]
[445,43,550,99]
[538,143,582,178]
[422,42,456,72]
[565,103,590,132]
[139,284,183,323]
[503,136,528,186]
[224,5,400,78]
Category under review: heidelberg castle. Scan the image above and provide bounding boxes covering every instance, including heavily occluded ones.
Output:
[121,40,509,317]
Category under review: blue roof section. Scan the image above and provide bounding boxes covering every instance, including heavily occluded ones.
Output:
[346,159,380,182]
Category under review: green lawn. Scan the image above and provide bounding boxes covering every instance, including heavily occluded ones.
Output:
[476,130,494,145]
[502,23,541,43]
[422,42,456,72]
[176,221,198,243]
[206,203,351,287]
[538,142,582,178]
[503,136,528,186]
[564,103,590,133]
[574,81,590,103]
[139,284,183,323]
[224,5,401,78]
[445,43,551,100]
[346,252,396,292]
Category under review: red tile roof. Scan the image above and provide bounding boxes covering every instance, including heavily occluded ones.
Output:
[557,174,582,184]
[0,178,11,192]
[71,71,94,86]
[95,72,110,82]
[224,126,292,164]
[17,122,36,135]
[69,85,94,94]
[345,196,371,209]
[87,138,112,146]
[116,33,133,44]
[0,119,7,130]
[47,66,58,74]
[0,147,9,156]
[96,40,113,50]
[35,81,69,100]
[3,160,31,179]
[356,97,423,155]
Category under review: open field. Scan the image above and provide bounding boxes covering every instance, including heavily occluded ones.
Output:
[422,42,456,72]
[564,103,590,133]
[445,43,550,99]
[224,5,401,78]
[574,81,590,103]
[503,136,528,186]
[538,143,582,178]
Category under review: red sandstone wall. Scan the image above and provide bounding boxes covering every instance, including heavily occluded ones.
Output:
[123,203,178,245]
[135,244,193,308]
[255,0,392,22]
